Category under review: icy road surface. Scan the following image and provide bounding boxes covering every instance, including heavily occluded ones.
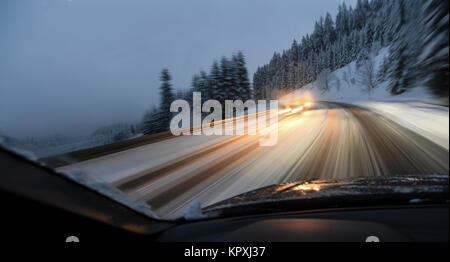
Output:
[58,102,449,219]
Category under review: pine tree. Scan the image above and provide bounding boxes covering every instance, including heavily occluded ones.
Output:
[418,0,449,97]
[234,51,252,101]
[387,0,411,94]
[191,74,201,92]
[229,55,240,100]
[199,70,211,101]
[324,13,336,45]
[357,48,377,99]
[158,68,175,131]
[336,3,349,36]
[289,40,300,89]
[209,61,222,101]
[220,57,233,101]
[142,107,161,135]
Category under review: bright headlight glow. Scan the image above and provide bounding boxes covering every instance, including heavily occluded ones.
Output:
[278,108,292,115]
[292,106,304,113]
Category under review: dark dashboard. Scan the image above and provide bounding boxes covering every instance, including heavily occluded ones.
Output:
[158,206,448,242]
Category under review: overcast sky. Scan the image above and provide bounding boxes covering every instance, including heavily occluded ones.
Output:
[0,0,357,139]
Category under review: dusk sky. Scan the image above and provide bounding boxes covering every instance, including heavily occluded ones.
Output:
[0,0,357,138]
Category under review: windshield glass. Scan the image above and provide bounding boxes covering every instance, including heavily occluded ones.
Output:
[1,0,448,221]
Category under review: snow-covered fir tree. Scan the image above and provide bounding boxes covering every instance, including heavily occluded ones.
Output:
[142,69,175,135]
[190,52,252,104]
[253,0,448,99]
[418,0,449,97]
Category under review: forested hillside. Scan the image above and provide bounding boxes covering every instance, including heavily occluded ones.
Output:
[253,0,449,100]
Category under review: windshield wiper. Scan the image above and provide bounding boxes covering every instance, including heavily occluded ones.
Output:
[202,175,449,218]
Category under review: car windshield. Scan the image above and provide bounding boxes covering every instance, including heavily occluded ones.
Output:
[0,0,448,221]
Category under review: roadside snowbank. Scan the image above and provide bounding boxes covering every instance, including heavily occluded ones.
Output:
[355,101,449,150]
[283,47,449,150]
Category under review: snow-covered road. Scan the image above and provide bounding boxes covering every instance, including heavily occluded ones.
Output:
[58,102,449,219]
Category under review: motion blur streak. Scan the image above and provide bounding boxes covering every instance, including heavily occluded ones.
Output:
[59,102,449,219]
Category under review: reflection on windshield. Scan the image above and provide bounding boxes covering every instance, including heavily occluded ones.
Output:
[293,184,321,192]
